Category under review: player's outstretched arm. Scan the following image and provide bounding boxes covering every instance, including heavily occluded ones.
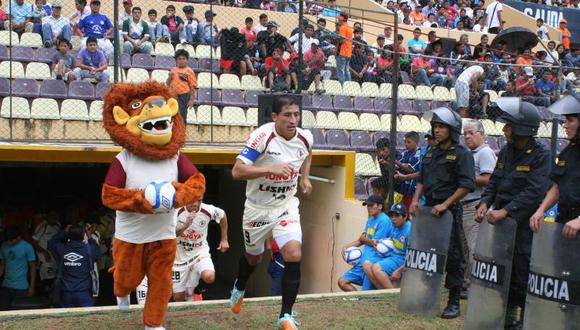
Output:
[232,159,294,180]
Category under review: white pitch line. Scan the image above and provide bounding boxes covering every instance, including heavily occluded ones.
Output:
[0,289,400,317]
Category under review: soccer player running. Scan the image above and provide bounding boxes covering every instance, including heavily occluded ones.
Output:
[173,196,229,302]
[229,96,313,330]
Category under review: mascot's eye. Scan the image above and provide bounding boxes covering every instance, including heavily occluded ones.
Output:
[131,101,142,109]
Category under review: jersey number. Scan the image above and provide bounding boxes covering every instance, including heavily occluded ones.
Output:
[244,230,251,244]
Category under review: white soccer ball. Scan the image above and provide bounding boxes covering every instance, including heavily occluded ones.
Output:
[343,247,362,266]
[376,238,395,257]
[144,180,176,213]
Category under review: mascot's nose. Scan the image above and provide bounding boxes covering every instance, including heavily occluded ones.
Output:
[147,98,165,108]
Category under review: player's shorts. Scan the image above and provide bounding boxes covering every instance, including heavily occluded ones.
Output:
[341,264,364,286]
[377,255,405,276]
[242,197,302,256]
[172,251,215,294]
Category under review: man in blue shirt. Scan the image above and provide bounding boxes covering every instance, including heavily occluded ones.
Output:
[0,227,37,310]
[4,0,33,33]
[78,0,113,58]
[338,195,392,291]
[535,70,556,105]
[408,28,427,59]
[363,203,411,289]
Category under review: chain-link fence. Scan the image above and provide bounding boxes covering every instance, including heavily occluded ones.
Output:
[0,0,577,199]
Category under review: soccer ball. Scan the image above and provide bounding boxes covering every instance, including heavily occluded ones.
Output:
[144,180,176,213]
[376,238,395,257]
[343,247,362,266]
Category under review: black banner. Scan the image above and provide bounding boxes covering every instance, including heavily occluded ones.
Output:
[405,248,447,275]
[528,271,580,305]
[504,0,580,45]
[471,256,506,286]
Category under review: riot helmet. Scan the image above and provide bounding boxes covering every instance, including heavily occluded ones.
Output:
[496,97,541,137]
[422,107,462,142]
[548,93,580,117]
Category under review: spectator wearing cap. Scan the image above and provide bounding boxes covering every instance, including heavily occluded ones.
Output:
[362,203,411,290]
[410,5,425,26]
[0,227,37,310]
[119,0,132,25]
[77,0,114,58]
[41,0,71,48]
[122,6,152,55]
[182,6,201,44]
[199,10,219,47]
[515,66,549,107]
[336,13,353,84]
[322,0,340,18]
[338,195,391,292]
[371,34,386,50]
[160,4,184,44]
[4,0,33,33]
[257,20,290,59]
[559,19,572,50]
[420,133,437,159]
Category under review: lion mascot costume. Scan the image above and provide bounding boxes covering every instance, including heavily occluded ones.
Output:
[101,81,205,329]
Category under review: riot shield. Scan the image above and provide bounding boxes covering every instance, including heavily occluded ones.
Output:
[523,222,580,330]
[399,206,453,317]
[464,217,517,330]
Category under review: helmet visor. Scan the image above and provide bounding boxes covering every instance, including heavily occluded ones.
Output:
[423,107,456,125]
[496,97,523,119]
[548,94,580,116]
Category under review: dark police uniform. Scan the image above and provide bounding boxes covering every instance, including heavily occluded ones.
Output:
[480,137,550,308]
[418,142,475,291]
[551,142,580,223]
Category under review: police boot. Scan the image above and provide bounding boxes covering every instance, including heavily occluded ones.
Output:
[441,288,461,319]
[504,305,522,330]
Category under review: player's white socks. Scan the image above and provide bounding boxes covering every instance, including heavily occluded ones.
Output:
[144,326,165,330]
[116,295,130,311]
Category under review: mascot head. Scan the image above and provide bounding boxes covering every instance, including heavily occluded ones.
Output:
[102,81,186,160]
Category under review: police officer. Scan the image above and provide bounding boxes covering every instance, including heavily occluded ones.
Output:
[410,107,475,319]
[530,94,580,239]
[475,98,551,329]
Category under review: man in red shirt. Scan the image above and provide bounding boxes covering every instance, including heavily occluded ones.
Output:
[265,46,290,92]
[303,41,325,93]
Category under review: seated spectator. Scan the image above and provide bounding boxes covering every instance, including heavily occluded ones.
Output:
[410,5,425,26]
[277,0,297,13]
[41,0,70,48]
[255,13,268,33]
[257,21,290,59]
[289,23,317,53]
[302,41,325,94]
[31,0,50,34]
[535,70,556,104]
[501,80,516,97]
[220,27,253,75]
[394,132,421,210]
[48,224,101,308]
[240,16,256,43]
[455,8,472,30]
[407,27,426,58]
[371,34,386,50]
[0,227,36,310]
[160,4,184,44]
[411,54,433,87]
[443,1,458,26]
[146,9,168,43]
[373,46,393,84]
[423,13,438,28]
[472,34,489,60]
[435,6,449,28]
[199,10,219,47]
[349,44,370,83]
[429,55,452,87]
[515,48,534,75]
[182,5,200,44]
[167,49,196,122]
[450,43,468,78]
[4,0,33,33]
[122,6,152,54]
[338,195,391,291]
[78,0,113,58]
[260,0,276,11]
[265,46,290,92]
[52,40,76,82]
[485,59,510,91]
[0,1,7,27]
[362,203,410,289]
[456,64,485,118]
[472,16,487,33]
[383,26,394,45]
[422,1,436,18]
[69,0,90,37]
[515,66,550,107]
[119,0,132,26]
[468,76,490,118]
[73,37,109,82]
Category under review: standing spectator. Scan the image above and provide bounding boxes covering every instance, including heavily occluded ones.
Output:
[559,19,572,50]
[410,5,425,26]
[265,46,290,92]
[460,119,497,299]
[545,40,558,66]
[336,13,352,84]
[407,27,427,58]
[4,0,33,33]
[473,1,486,22]
[41,0,70,48]
[199,10,218,47]
[73,37,109,82]
[485,0,503,34]
[349,44,369,83]
[160,4,184,44]
[0,2,7,27]
[302,41,325,94]
[456,64,485,118]
[48,224,101,308]
[122,7,151,55]
[182,6,200,44]
[468,76,490,118]
[394,131,421,211]
[51,40,76,82]
[322,0,340,18]
[146,9,168,43]
[0,227,36,310]
[69,0,90,37]
[78,0,113,58]
[536,18,550,41]
[31,211,61,292]
[167,49,197,122]
[313,17,326,40]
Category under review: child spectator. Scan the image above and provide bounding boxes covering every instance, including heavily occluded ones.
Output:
[394,132,421,211]
[338,195,391,291]
[265,46,290,92]
[362,203,411,289]
[182,5,200,44]
[73,37,109,82]
[167,49,197,123]
[146,9,168,43]
[160,4,184,44]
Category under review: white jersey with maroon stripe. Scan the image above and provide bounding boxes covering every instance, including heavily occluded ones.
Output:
[174,203,225,265]
[237,122,313,209]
